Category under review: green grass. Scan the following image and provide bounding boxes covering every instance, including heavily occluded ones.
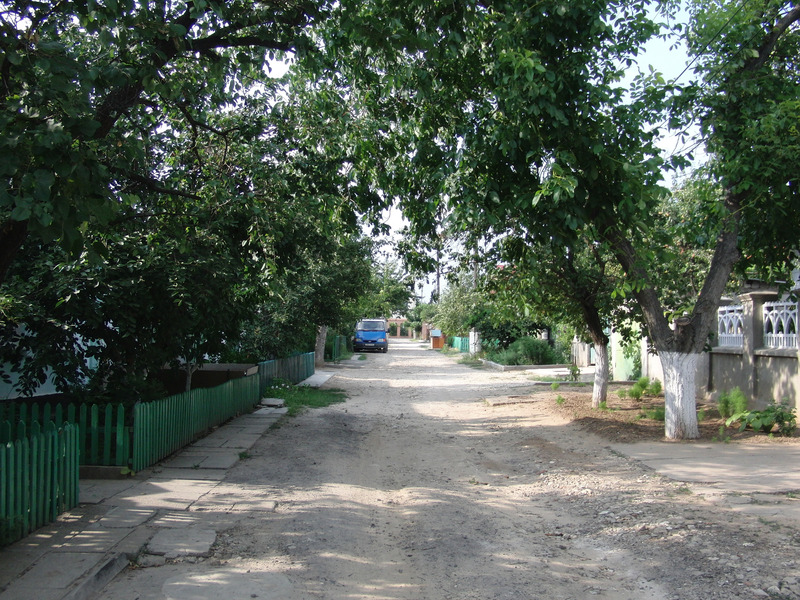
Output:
[358,354,367,361]
[438,347,461,356]
[264,380,348,417]
[458,355,483,368]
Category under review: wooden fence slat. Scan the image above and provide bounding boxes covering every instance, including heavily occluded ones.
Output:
[103,404,112,465]
[79,404,87,465]
[1,442,7,536]
[90,405,99,465]
[115,405,125,467]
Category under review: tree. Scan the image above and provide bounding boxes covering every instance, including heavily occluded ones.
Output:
[601,0,800,438]
[433,274,480,338]
[0,1,326,282]
[356,258,415,319]
[482,233,629,408]
[308,0,799,439]
[0,197,265,402]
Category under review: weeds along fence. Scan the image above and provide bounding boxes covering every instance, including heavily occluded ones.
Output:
[258,352,316,393]
[1,422,79,546]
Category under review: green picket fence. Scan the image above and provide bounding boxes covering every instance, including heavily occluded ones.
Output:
[329,336,349,363]
[451,337,470,352]
[1,403,130,467]
[258,352,315,392]
[1,422,79,547]
[1,352,316,475]
[131,373,261,471]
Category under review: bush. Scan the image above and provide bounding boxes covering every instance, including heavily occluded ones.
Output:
[486,336,559,366]
[637,376,650,389]
[725,401,797,436]
[488,348,518,365]
[718,387,748,419]
[628,385,643,401]
[647,379,662,396]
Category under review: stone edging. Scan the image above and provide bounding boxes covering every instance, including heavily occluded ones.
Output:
[479,360,571,372]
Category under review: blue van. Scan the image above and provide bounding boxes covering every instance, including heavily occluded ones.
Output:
[353,319,389,353]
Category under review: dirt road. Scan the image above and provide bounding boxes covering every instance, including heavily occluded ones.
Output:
[98,339,800,599]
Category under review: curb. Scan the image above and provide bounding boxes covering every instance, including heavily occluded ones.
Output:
[62,553,130,600]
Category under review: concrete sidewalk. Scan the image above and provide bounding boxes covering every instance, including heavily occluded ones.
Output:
[0,403,289,600]
[610,441,800,494]
[610,440,800,526]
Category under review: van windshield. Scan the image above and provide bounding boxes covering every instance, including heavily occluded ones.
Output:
[357,321,385,331]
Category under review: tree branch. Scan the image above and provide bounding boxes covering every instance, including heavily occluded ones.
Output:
[745,4,800,71]
[113,169,203,201]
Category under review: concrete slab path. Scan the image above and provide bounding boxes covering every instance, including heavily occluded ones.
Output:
[0,404,288,600]
[609,441,800,494]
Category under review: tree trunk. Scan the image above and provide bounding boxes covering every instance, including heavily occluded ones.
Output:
[660,351,700,440]
[315,325,328,368]
[184,364,197,393]
[591,342,609,409]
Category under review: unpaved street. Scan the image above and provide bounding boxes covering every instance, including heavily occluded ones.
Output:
[99,339,800,599]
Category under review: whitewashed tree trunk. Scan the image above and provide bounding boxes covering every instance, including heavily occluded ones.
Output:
[183,363,199,393]
[591,343,609,409]
[314,325,328,368]
[660,351,700,440]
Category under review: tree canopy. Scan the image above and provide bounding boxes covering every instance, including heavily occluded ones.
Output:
[301,0,800,438]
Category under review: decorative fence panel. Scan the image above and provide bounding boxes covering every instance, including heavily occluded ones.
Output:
[764,301,798,349]
[1,422,79,547]
[717,305,744,347]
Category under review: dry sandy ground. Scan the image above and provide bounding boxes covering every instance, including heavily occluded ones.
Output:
[98,339,800,600]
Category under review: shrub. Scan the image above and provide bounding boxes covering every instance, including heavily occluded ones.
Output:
[717,391,732,418]
[730,387,748,415]
[725,401,797,436]
[556,395,565,405]
[718,387,748,419]
[551,382,560,391]
[616,388,628,399]
[487,336,559,366]
[487,348,518,365]
[627,385,643,401]
[645,406,666,421]
[647,379,662,396]
[509,337,559,365]
[637,376,651,389]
